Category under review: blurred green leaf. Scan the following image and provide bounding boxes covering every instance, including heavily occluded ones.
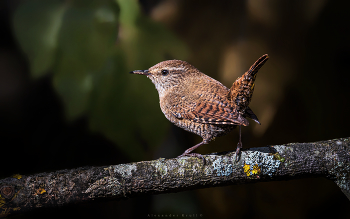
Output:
[13,0,66,78]
[85,0,188,159]
[116,0,188,68]
[53,55,93,119]
[54,2,119,119]
[12,0,188,160]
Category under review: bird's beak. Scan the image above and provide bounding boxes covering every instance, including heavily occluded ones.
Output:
[129,70,150,75]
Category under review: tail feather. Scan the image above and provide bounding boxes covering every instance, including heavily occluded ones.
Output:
[228,54,269,112]
[247,54,269,76]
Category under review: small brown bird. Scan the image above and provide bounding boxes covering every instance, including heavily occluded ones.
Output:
[130,54,268,161]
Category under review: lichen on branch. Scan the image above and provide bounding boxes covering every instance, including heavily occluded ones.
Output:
[1,137,349,217]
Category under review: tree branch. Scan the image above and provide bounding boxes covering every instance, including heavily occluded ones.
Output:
[1,137,349,217]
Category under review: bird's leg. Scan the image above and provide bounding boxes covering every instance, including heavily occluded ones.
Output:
[177,140,208,163]
[235,125,242,162]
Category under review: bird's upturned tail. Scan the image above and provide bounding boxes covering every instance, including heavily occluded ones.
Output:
[228,54,269,113]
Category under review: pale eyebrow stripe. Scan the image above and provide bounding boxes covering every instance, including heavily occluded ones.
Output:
[165,66,188,71]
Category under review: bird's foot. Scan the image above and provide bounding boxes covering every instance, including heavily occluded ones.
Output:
[177,153,206,164]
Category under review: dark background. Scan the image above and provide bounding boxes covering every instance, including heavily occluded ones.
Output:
[1,0,350,218]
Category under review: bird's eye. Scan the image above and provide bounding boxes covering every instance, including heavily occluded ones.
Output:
[161,69,169,76]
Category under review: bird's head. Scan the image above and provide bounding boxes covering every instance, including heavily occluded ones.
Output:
[130,60,199,98]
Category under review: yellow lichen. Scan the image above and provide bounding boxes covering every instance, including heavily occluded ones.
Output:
[36,188,46,195]
[12,174,22,179]
[251,164,261,175]
[0,208,10,218]
[243,163,261,176]
[0,196,5,208]
[243,164,251,176]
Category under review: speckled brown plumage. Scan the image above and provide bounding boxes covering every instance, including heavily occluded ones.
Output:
[130,54,269,161]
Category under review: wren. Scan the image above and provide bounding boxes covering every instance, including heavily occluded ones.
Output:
[130,54,268,161]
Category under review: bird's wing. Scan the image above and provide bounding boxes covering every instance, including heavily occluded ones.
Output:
[186,101,249,126]
[171,99,249,126]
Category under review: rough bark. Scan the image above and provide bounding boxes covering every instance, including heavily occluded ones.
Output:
[1,137,349,217]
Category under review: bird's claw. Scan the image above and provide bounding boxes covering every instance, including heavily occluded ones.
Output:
[177,153,206,164]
